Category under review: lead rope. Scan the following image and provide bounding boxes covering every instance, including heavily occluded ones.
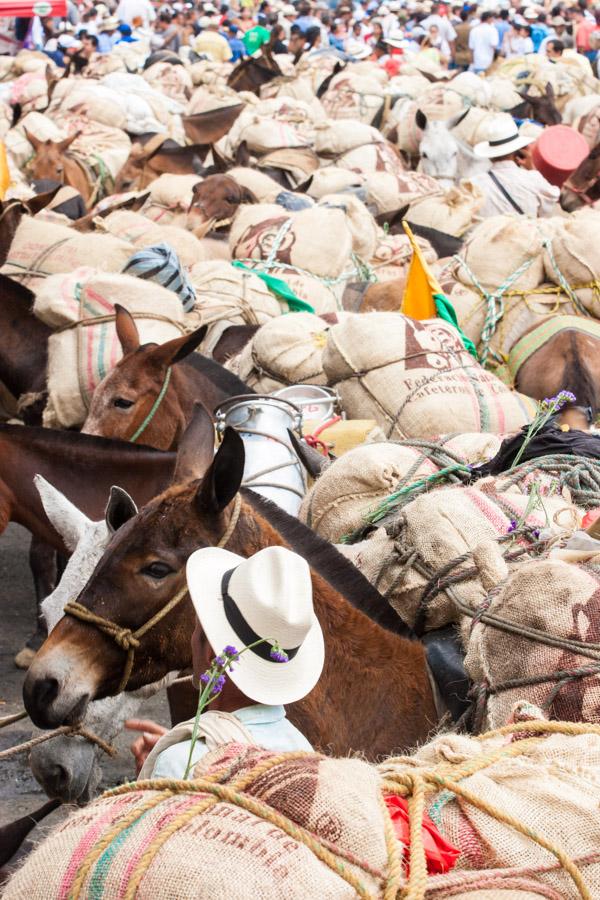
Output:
[128,366,172,444]
[63,495,243,694]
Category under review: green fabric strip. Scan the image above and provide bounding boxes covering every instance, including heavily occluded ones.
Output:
[231,261,315,314]
[434,293,478,359]
[508,314,600,381]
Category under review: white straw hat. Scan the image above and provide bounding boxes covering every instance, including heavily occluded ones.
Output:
[474,116,536,159]
[186,546,325,706]
[345,39,372,58]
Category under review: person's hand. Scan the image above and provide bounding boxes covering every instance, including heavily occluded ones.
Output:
[125,719,168,775]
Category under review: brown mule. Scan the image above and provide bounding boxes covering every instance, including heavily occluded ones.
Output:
[515,317,600,430]
[82,306,253,449]
[227,48,283,94]
[561,143,600,212]
[188,174,257,229]
[24,419,438,759]
[113,138,210,193]
[23,129,94,207]
[0,190,64,266]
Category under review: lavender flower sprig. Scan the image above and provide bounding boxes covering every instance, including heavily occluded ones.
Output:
[510,391,576,471]
[183,638,288,778]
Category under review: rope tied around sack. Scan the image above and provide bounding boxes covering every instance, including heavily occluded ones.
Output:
[70,750,404,900]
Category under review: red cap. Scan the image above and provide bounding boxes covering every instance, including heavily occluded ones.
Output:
[531,124,589,187]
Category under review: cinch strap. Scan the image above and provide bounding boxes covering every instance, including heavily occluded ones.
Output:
[220,568,300,662]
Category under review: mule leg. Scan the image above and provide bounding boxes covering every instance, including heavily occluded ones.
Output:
[14,537,57,669]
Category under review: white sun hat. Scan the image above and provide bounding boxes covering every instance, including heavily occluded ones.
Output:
[474,115,536,159]
[186,545,325,706]
[345,39,373,58]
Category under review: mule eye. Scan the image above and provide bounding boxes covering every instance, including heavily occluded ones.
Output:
[142,562,174,579]
[421,152,428,159]
[114,397,134,409]
[225,194,237,202]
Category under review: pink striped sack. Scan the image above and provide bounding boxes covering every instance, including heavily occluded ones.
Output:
[33,267,185,428]
[322,313,537,441]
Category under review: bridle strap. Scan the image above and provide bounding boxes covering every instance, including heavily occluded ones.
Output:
[129,366,172,443]
[63,493,243,693]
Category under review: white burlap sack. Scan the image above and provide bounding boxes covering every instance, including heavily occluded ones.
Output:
[317,193,379,261]
[35,267,184,429]
[141,173,201,225]
[4,744,389,900]
[300,432,504,543]
[321,71,385,125]
[143,61,193,105]
[188,59,233,87]
[546,216,600,289]
[1,217,133,291]
[187,260,283,353]
[407,180,484,238]
[228,166,284,202]
[238,312,332,393]
[47,110,132,183]
[100,211,205,268]
[363,170,441,215]
[457,216,546,293]
[313,119,384,156]
[306,168,365,199]
[323,314,536,440]
[222,97,324,158]
[230,204,353,280]
[9,70,49,113]
[380,723,600,899]
[337,140,406,177]
[5,111,66,170]
[49,80,128,131]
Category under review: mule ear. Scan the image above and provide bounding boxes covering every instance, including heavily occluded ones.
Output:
[114,304,140,355]
[26,186,62,215]
[447,107,469,130]
[23,127,44,153]
[415,109,427,132]
[210,144,228,173]
[287,429,331,479]
[151,325,208,368]
[235,140,251,167]
[545,82,555,99]
[239,185,258,204]
[57,131,81,153]
[195,426,244,514]
[173,401,215,484]
[34,474,90,552]
[105,486,138,534]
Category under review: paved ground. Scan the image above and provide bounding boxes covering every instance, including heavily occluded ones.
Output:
[0,523,168,855]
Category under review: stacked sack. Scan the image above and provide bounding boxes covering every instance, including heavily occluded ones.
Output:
[34,267,185,428]
[140,174,201,226]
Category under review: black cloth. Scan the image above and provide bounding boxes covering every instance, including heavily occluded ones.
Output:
[471,421,600,479]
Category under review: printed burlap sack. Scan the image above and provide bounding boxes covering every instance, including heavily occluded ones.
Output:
[465,553,600,731]
[317,193,379,261]
[379,720,600,899]
[34,267,184,429]
[322,314,536,441]
[546,215,600,292]
[321,71,385,125]
[341,477,579,632]
[141,173,201,226]
[100,211,207,268]
[186,260,284,354]
[232,260,342,316]
[313,119,384,156]
[337,141,406,177]
[362,170,441,215]
[456,217,546,294]
[4,743,392,900]
[142,60,193,104]
[238,312,332,393]
[228,166,284,203]
[306,167,365,199]
[222,97,324,158]
[299,433,504,543]
[1,217,133,292]
[48,110,132,184]
[407,181,484,238]
[5,111,66,169]
[370,231,436,284]
[230,204,353,280]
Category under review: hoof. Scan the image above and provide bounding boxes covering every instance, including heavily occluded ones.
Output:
[14,647,36,670]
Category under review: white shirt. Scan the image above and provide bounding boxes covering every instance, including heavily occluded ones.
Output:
[468,21,499,71]
[420,14,456,45]
[504,34,534,57]
[116,0,156,28]
[471,159,559,219]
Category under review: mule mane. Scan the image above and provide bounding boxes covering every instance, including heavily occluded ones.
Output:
[244,489,415,639]
[0,423,169,455]
[182,353,254,398]
[0,273,35,309]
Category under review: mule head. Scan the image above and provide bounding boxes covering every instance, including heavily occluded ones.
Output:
[519,83,562,126]
[113,142,153,193]
[23,129,81,181]
[23,424,246,727]
[560,144,600,212]
[82,306,208,450]
[188,174,257,228]
[416,109,460,184]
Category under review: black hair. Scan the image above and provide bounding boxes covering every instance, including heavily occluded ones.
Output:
[480,10,493,22]
[548,37,564,51]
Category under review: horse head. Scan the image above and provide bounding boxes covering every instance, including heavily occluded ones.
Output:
[82,306,208,449]
[416,107,469,186]
[189,174,257,228]
[23,128,81,183]
[517,83,562,126]
[561,143,600,212]
[23,420,245,728]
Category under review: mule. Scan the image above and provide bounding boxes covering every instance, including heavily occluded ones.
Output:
[0,190,63,265]
[560,143,600,212]
[509,84,562,127]
[416,108,489,185]
[82,306,253,449]
[227,49,283,94]
[24,426,438,759]
[23,129,96,206]
[182,103,244,146]
[188,174,257,229]
[113,137,210,192]
[515,317,600,430]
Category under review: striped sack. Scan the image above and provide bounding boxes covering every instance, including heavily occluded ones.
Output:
[122,243,196,312]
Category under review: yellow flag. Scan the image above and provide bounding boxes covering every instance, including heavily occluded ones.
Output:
[0,141,11,201]
[401,220,442,320]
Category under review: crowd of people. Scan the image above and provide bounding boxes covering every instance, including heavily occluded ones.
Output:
[8,0,600,74]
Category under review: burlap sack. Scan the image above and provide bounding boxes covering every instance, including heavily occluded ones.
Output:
[546,216,600,290]
[187,83,244,115]
[49,80,128,131]
[485,77,524,111]
[230,204,353,280]
[336,140,406,177]
[386,73,432,100]
[321,71,385,125]
[342,478,579,632]
[255,147,320,189]
[380,722,600,898]
[306,168,365,199]
[299,433,504,543]
[141,173,201,226]
[363,170,441,215]
[235,261,341,316]
[9,70,49,114]
[465,553,600,731]
[143,61,193,105]
[4,743,390,900]
[407,180,484,238]
[100,211,206,267]
[1,217,133,292]
[187,260,283,354]
[370,231,436,284]
[238,311,332,393]
[259,74,322,106]
[222,97,324,158]
[5,111,66,169]
[313,119,384,156]
[228,166,284,203]
[452,108,508,147]
[323,314,536,441]
[48,110,132,183]
[457,217,546,293]
[188,59,233,88]
[35,267,184,428]
[317,193,379,261]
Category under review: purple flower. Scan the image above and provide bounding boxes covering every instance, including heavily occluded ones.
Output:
[270,647,289,663]
[532,528,540,540]
[507,520,517,533]
[541,391,576,411]
[214,655,226,667]
[224,645,239,657]
[211,674,226,696]
[199,672,210,684]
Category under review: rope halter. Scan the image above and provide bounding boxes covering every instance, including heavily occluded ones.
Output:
[128,365,172,444]
[63,494,243,694]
